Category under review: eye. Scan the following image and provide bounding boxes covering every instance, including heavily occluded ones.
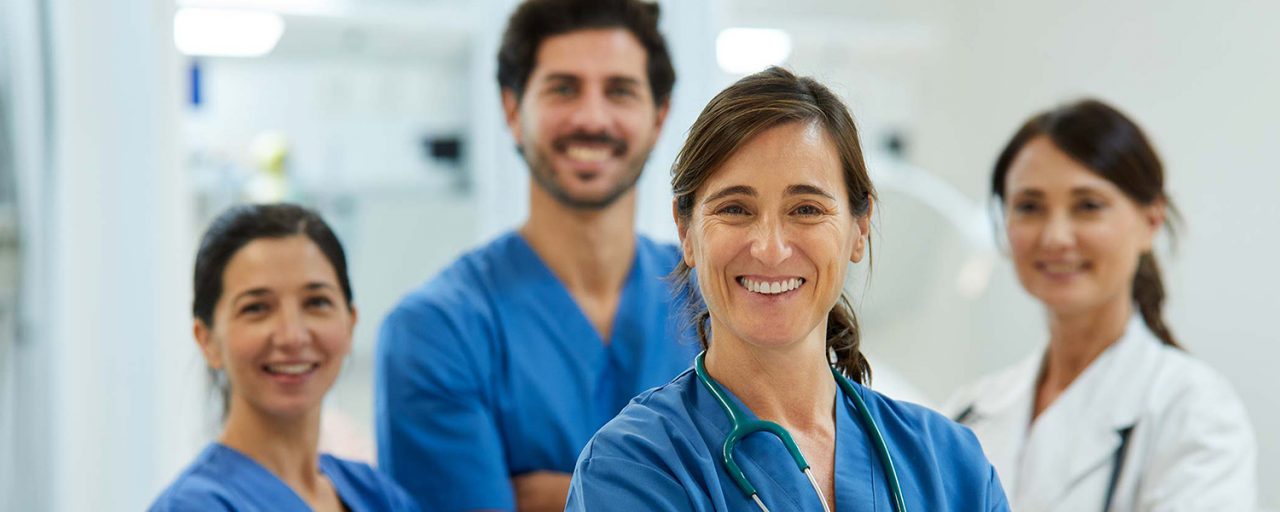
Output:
[715,203,748,216]
[1075,198,1107,212]
[607,86,637,99]
[1011,200,1041,215]
[238,302,269,316]
[305,295,335,309]
[549,83,577,97]
[792,204,824,217]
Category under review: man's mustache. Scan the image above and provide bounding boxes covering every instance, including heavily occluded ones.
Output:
[552,132,627,156]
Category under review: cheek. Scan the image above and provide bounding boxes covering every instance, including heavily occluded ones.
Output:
[315,318,354,357]
[1078,223,1142,272]
[1005,223,1040,262]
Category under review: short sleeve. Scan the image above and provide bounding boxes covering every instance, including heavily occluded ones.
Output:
[375,297,513,511]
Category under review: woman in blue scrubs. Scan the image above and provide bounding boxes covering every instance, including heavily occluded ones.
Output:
[150,204,418,512]
[566,67,1010,511]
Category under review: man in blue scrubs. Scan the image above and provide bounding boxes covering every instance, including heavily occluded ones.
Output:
[375,1,691,510]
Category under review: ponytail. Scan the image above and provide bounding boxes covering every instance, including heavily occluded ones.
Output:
[1133,252,1179,348]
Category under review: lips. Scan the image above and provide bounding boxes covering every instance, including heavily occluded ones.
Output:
[1035,260,1090,277]
[263,362,318,375]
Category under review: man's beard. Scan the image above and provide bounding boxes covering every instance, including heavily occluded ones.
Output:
[523,132,651,211]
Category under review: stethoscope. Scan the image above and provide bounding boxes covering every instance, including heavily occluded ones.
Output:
[694,351,908,512]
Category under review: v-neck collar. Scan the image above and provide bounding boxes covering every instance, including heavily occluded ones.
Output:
[688,373,877,511]
[210,443,350,511]
[509,232,642,346]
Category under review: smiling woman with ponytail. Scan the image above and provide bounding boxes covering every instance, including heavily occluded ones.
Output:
[945,99,1257,512]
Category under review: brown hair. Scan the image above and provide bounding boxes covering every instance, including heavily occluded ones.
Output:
[497,0,675,106]
[670,67,876,382]
[992,98,1180,347]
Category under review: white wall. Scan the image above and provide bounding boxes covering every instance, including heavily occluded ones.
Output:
[39,0,202,510]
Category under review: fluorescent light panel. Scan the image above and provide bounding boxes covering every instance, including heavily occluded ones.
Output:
[174,8,285,57]
[716,28,792,74]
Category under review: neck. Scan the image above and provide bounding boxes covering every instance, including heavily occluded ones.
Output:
[704,320,837,431]
[1041,294,1133,391]
[519,181,638,298]
[219,398,324,492]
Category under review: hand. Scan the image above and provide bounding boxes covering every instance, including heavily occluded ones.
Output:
[511,471,573,512]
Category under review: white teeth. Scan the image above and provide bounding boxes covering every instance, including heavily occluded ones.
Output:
[566,145,610,162]
[267,363,314,375]
[740,277,804,295]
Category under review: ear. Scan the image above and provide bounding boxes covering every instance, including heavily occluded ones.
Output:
[673,198,695,268]
[1140,198,1167,251]
[501,88,523,145]
[850,197,874,263]
[653,99,671,136]
[193,318,224,370]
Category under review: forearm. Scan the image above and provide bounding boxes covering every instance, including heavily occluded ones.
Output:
[511,471,573,512]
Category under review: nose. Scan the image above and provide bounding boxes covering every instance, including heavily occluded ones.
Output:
[568,87,610,132]
[272,305,313,351]
[749,214,793,267]
[1039,211,1076,250]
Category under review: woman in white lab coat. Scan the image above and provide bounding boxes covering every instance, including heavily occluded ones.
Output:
[945,99,1257,511]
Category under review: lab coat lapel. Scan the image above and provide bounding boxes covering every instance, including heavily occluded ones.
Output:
[1016,318,1160,510]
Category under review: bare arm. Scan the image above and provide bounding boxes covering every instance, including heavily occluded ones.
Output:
[511,471,573,512]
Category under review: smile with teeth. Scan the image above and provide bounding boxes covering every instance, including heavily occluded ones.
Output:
[264,362,318,375]
[738,277,805,295]
[1039,261,1088,274]
[565,145,613,163]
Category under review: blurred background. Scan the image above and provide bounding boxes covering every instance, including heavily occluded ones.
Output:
[1,0,1276,510]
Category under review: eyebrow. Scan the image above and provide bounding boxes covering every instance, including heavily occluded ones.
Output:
[1011,186,1106,197]
[606,76,641,88]
[702,185,755,204]
[230,282,336,303]
[702,184,837,204]
[786,184,836,201]
[231,288,271,304]
[305,282,338,292]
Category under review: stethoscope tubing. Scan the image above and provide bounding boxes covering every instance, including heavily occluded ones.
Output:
[694,351,907,512]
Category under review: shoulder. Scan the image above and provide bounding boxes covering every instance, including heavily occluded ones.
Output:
[320,456,421,511]
[941,351,1039,421]
[634,235,681,270]
[578,370,701,465]
[378,234,523,352]
[867,385,987,452]
[857,383,998,485]
[148,447,238,511]
[385,234,518,324]
[1145,343,1254,441]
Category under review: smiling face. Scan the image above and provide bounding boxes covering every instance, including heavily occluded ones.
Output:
[195,235,356,421]
[1003,136,1164,316]
[503,28,668,210]
[680,121,870,351]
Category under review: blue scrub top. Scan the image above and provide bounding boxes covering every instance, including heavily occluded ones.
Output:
[149,443,420,511]
[375,231,697,511]
[567,369,1010,511]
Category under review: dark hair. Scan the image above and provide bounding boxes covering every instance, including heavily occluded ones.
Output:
[992,99,1180,347]
[670,67,876,383]
[496,0,675,106]
[192,203,354,413]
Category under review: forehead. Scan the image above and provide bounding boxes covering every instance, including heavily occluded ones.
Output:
[529,28,649,83]
[222,236,338,294]
[1006,136,1119,194]
[702,122,846,197]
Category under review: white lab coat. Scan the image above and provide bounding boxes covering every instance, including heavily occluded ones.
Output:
[944,317,1257,512]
